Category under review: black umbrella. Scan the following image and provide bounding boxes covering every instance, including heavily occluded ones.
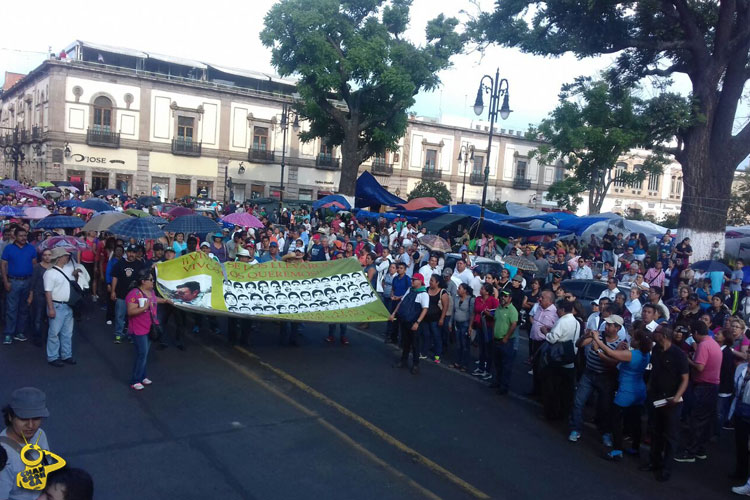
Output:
[137,196,161,206]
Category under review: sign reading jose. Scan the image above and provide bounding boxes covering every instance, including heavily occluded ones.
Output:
[155,253,389,323]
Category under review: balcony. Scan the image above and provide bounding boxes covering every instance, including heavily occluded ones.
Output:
[31,126,42,141]
[316,154,340,170]
[469,172,485,185]
[371,161,393,175]
[86,128,120,148]
[19,129,29,143]
[248,148,275,163]
[512,177,532,189]
[172,138,201,157]
[422,167,442,181]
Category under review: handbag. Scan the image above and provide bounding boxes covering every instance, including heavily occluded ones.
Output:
[53,267,83,308]
[538,321,579,369]
[138,289,162,342]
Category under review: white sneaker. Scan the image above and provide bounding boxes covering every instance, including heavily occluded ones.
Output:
[131,383,145,391]
[106,320,112,325]
[92,295,98,302]
[142,378,153,385]
[732,484,750,496]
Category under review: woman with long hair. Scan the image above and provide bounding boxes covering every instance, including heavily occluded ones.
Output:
[422,274,449,363]
[452,283,474,371]
[469,283,499,380]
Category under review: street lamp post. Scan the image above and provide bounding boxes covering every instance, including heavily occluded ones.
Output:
[457,143,474,204]
[278,102,299,212]
[2,126,40,181]
[472,68,511,236]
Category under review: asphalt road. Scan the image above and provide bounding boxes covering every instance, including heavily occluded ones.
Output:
[0,301,739,499]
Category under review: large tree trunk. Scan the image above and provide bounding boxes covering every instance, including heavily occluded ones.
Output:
[338,131,361,196]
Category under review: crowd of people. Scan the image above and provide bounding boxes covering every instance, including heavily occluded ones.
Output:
[2,181,750,496]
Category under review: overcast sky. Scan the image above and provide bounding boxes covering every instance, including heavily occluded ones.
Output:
[0,0,747,165]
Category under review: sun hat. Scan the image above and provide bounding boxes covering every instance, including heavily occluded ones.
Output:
[49,247,70,260]
[236,248,250,257]
[604,315,624,326]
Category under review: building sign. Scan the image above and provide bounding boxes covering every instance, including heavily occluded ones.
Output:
[296,166,340,190]
[66,145,137,171]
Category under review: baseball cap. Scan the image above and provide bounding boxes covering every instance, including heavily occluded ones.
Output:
[412,273,425,283]
[200,241,210,248]
[213,232,223,239]
[604,315,624,326]
[500,289,511,296]
[236,248,250,257]
[591,298,600,306]
[125,244,138,252]
[10,387,49,419]
[269,241,278,247]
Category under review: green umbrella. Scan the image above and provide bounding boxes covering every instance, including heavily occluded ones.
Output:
[125,209,149,218]
[36,181,54,188]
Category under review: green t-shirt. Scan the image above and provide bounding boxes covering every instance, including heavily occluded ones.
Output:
[493,303,519,340]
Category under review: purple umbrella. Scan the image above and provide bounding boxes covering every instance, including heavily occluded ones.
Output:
[222,212,265,229]
[38,236,89,252]
[17,189,44,200]
[23,206,51,220]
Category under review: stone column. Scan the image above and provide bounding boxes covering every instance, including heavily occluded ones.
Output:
[135,151,150,195]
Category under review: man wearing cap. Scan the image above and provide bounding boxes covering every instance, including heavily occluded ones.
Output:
[389,272,429,374]
[111,244,145,344]
[490,290,519,395]
[569,314,623,445]
[0,387,53,500]
[258,241,281,263]
[2,227,36,345]
[43,248,79,367]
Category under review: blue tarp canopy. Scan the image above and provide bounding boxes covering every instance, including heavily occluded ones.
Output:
[312,194,351,211]
[355,171,406,208]
[556,214,618,235]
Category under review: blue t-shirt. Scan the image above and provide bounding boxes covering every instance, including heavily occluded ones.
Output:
[391,274,411,299]
[2,243,37,277]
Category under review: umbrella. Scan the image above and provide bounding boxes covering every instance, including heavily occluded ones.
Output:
[125,209,149,218]
[58,200,83,208]
[167,206,194,218]
[502,255,539,272]
[36,181,54,188]
[64,186,80,193]
[23,207,51,220]
[35,215,85,230]
[419,234,452,253]
[164,214,221,234]
[0,180,20,188]
[108,218,165,240]
[145,216,168,225]
[137,196,161,206]
[38,236,89,252]
[81,199,114,212]
[83,212,129,232]
[321,201,347,211]
[690,260,732,274]
[221,212,264,228]
[17,189,44,200]
[94,188,122,197]
[0,205,23,217]
[52,181,74,187]
[43,191,62,199]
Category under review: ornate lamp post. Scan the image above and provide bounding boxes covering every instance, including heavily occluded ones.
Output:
[2,126,41,181]
[457,142,474,204]
[278,102,299,211]
[472,68,511,235]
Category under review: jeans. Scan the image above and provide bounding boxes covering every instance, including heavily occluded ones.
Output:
[686,384,719,455]
[602,250,614,266]
[649,402,681,473]
[421,321,442,358]
[612,404,643,453]
[280,322,300,345]
[157,305,186,346]
[386,298,399,343]
[570,370,617,434]
[114,298,127,337]
[4,278,30,337]
[493,339,517,391]
[399,320,421,366]
[328,323,348,339]
[31,291,48,344]
[477,321,493,373]
[718,395,733,434]
[130,334,150,385]
[47,303,73,362]
[454,321,470,368]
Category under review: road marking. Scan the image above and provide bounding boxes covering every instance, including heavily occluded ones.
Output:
[202,346,442,500]
[233,346,491,500]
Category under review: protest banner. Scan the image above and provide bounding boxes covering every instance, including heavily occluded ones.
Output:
[155,252,389,323]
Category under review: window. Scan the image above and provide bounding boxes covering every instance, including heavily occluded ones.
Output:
[251,184,264,199]
[648,173,660,191]
[319,143,333,159]
[614,162,627,187]
[298,188,313,201]
[670,176,682,196]
[92,96,112,131]
[177,116,194,142]
[253,127,268,151]
[516,160,527,179]
[472,155,484,174]
[91,173,108,193]
[629,164,643,189]
[424,149,437,170]
[373,152,387,166]
[555,167,565,182]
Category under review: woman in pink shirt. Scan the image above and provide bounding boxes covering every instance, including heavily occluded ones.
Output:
[126,269,172,391]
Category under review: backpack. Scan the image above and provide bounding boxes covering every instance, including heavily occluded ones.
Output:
[398,290,423,323]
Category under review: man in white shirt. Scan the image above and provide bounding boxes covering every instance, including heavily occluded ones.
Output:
[418,255,442,285]
[572,258,593,280]
[454,258,473,285]
[599,278,621,301]
[640,304,660,332]
[43,247,77,367]
[542,300,580,419]
[396,245,412,271]
[469,267,484,297]
[586,299,601,332]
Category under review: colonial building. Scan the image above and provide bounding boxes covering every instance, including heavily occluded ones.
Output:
[0,40,683,217]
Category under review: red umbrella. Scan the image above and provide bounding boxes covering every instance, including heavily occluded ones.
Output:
[167,206,194,218]
[321,201,347,210]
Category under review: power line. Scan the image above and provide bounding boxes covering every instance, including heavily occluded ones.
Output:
[0,47,48,55]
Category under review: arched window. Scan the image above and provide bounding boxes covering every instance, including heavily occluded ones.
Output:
[614,162,627,187]
[92,96,113,131]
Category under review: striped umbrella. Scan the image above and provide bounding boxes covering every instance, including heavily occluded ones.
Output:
[58,199,83,208]
[164,214,221,234]
[38,236,89,252]
[146,216,168,225]
[35,215,85,229]
[221,212,264,229]
[109,218,165,240]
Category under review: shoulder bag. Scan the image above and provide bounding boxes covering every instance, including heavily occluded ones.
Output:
[53,267,82,308]
[138,289,162,342]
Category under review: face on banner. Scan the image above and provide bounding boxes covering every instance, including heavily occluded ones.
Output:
[155,252,389,323]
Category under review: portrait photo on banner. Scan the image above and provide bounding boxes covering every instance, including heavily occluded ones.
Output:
[158,274,213,308]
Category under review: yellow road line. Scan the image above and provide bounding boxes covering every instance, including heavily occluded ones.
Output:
[202,346,442,500]
[234,346,491,500]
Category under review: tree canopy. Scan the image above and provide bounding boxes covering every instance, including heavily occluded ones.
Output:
[530,77,669,214]
[471,0,750,257]
[407,180,451,205]
[261,0,463,196]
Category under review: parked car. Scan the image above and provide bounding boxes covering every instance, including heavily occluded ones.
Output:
[561,279,631,314]
[443,253,503,276]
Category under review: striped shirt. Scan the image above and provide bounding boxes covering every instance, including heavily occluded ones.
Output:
[585,333,620,374]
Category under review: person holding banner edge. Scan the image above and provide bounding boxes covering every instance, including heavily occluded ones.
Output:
[389,272,429,375]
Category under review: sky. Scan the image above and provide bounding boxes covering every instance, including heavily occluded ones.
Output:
[0,0,747,165]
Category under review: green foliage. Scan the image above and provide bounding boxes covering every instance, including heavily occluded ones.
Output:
[484,200,508,214]
[657,213,681,229]
[407,180,451,205]
[261,0,463,194]
[530,78,668,214]
[728,170,750,226]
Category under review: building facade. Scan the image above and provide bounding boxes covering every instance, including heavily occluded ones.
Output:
[0,41,683,218]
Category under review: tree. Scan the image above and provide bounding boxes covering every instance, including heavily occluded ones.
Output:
[485,200,508,214]
[530,78,668,214]
[658,213,681,229]
[472,0,750,259]
[407,180,451,205]
[728,170,750,226]
[261,0,463,196]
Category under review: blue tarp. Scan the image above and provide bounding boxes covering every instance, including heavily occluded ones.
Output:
[312,194,351,211]
[556,214,618,235]
[355,171,406,208]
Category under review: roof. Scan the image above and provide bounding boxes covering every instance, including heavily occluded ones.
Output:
[2,72,26,92]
